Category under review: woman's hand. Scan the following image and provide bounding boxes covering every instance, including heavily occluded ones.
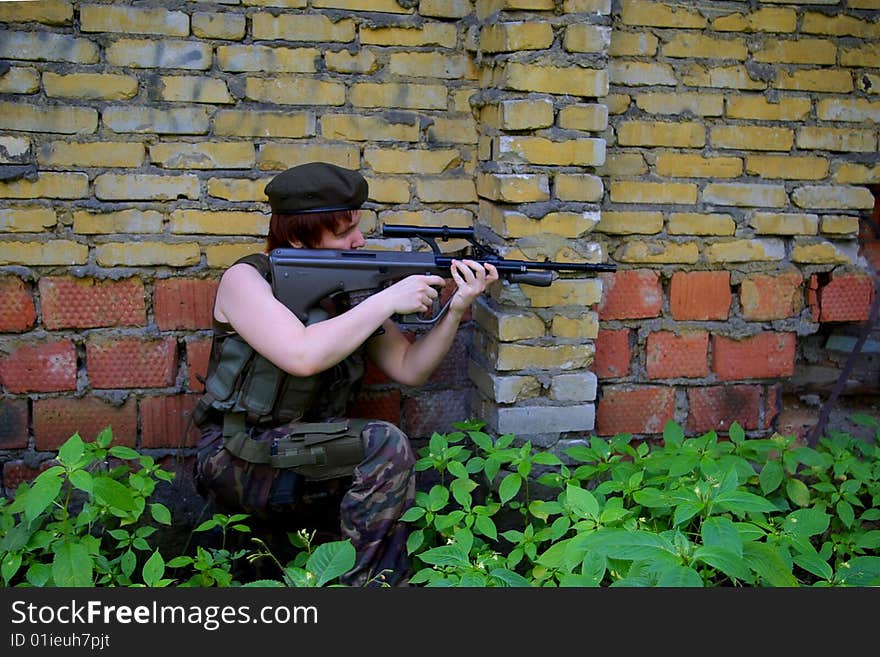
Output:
[382,274,447,316]
[448,259,499,315]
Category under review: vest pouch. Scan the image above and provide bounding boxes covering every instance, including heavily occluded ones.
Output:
[272,419,369,481]
[273,371,319,424]
[205,334,254,404]
[239,354,286,424]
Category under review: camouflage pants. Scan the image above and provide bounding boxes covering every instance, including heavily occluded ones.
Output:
[195,419,415,587]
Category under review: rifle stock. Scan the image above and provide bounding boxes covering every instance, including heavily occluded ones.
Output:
[268,224,616,326]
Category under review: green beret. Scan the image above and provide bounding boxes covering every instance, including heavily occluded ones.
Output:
[264,162,368,214]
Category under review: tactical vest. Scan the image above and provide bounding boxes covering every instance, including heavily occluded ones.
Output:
[192,253,367,473]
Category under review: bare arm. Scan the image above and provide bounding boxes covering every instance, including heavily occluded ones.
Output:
[215,262,446,377]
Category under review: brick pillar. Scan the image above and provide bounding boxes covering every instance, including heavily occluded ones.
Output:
[471,0,612,446]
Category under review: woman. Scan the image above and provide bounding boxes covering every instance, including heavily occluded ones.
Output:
[194,162,498,586]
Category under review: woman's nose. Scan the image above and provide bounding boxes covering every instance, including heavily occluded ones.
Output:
[350,229,365,248]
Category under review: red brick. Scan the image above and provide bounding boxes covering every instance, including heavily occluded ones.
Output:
[33,396,137,450]
[596,385,675,436]
[0,399,28,449]
[39,276,145,329]
[185,336,212,392]
[593,328,631,378]
[0,276,36,333]
[3,460,56,497]
[347,388,401,425]
[646,331,709,379]
[0,339,77,393]
[403,389,469,438]
[670,271,730,320]
[427,332,469,385]
[154,278,218,330]
[765,384,782,429]
[598,270,663,320]
[818,273,875,322]
[712,332,796,381]
[140,394,200,448]
[362,358,392,385]
[740,271,803,321]
[686,385,762,434]
[807,274,821,321]
[86,336,177,389]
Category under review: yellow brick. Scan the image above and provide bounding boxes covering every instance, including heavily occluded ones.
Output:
[150,142,255,169]
[94,174,199,201]
[350,83,447,109]
[727,95,811,121]
[214,110,316,138]
[618,121,705,147]
[96,242,200,267]
[0,172,88,199]
[655,154,742,178]
[841,44,880,68]
[205,243,266,269]
[791,185,874,210]
[0,101,97,134]
[365,177,410,204]
[681,64,766,90]
[192,12,246,40]
[753,38,836,65]
[563,0,610,13]
[833,162,880,185]
[321,114,419,142]
[473,302,545,341]
[615,240,700,264]
[597,211,663,235]
[416,178,477,203]
[498,62,608,97]
[745,155,829,180]
[663,34,748,60]
[796,127,877,153]
[520,279,603,307]
[610,182,697,204]
[103,107,210,135]
[364,148,460,174]
[160,76,233,104]
[0,30,99,64]
[0,240,88,266]
[246,77,345,106]
[106,39,211,70]
[610,61,677,86]
[791,241,853,265]
[820,216,860,236]
[668,213,736,236]
[43,72,138,100]
[0,136,30,163]
[0,0,72,24]
[817,98,880,123]
[495,343,593,372]
[360,24,457,47]
[551,313,599,340]
[388,52,477,79]
[563,24,611,53]
[170,210,268,235]
[80,5,188,36]
[711,125,793,151]
[605,94,632,114]
[712,8,797,33]
[750,212,819,236]
[497,136,605,166]
[555,174,604,202]
[420,0,472,19]
[427,117,478,145]
[258,143,359,170]
[477,174,550,203]
[621,0,706,28]
[557,104,608,132]
[0,207,57,233]
[702,183,787,207]
[485,99,555,130]
[503,211,600,238]
[217,45,318,73]
[635,91,723,116]
[802,12,877,38]
[38,141,145,168]
[705,239,785,263]
[598,152,647,176]
[0,66,39,94]
[207,177,274,203]
[73,209,163,235]
[773,69,853,93]
[480,22,555,52]
[325,49,377,74]
[252,13,355,42]
[313,0,413,13]
[609,31,659,57]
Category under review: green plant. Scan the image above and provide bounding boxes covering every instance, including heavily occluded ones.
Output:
[402,419,880,587]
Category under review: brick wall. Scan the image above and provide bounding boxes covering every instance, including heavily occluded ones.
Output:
[0,0,878,495]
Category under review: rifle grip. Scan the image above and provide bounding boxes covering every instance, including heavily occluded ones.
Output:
[507,271,554,287]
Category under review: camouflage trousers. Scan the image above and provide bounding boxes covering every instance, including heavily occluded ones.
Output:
[195,419,415,587]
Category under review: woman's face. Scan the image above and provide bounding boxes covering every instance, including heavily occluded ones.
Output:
[292,211,365,250]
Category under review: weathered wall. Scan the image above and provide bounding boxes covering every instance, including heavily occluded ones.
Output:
[0,0,877,498]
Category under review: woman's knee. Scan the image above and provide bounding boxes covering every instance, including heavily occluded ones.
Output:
[361,421,415,471]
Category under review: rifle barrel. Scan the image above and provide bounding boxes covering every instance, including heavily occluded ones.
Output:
[382,224,475,239]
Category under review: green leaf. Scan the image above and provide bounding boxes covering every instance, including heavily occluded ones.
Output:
[855,530,880,550]
[95,426,113,448]
[446,460,469,480]
[836,556,880,586]
[307,540,356,587]
[69,469,93,494]
[26,563,51,587]
[406,529,424,555]
[657,565,704,587]
[713,490,778,514]
[565,483,599,520]
[473,514,497,540]
[242,579,286,587]
[532,452,563,466]
[488,568,531,587]
[663,420,685,447]
[673,501,704,527]
[759,460,784,494]
[786,478,811,507]
[836,499,855,528]
[92,476,136,511]
[793,550,833,582]
[1,551,22,585]
[24,471,63,523]
[728,422,745,445]
[632,487,670,508]
[150,503,172,525]
[428,485,449,512]
[782,507,830,539]
[142,551,165,587]
[58,433,85,468]
[701,517,743,557]
[693,546,754,584]
[0,523,32,553]
[400,507,425,523]
[109,446,141,460]
[743,542,797,587]
[417,544,470,568]
[498,473,522,504]
[52,541,93,587]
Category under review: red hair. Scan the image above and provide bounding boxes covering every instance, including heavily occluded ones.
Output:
[266,210,354,251]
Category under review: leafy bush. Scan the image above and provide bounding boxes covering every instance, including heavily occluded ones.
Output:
[402,418,880,587]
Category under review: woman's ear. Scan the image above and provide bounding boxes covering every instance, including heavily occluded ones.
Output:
[288,237,304,248]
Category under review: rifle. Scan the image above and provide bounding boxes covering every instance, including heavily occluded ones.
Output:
[268,224,616,326]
